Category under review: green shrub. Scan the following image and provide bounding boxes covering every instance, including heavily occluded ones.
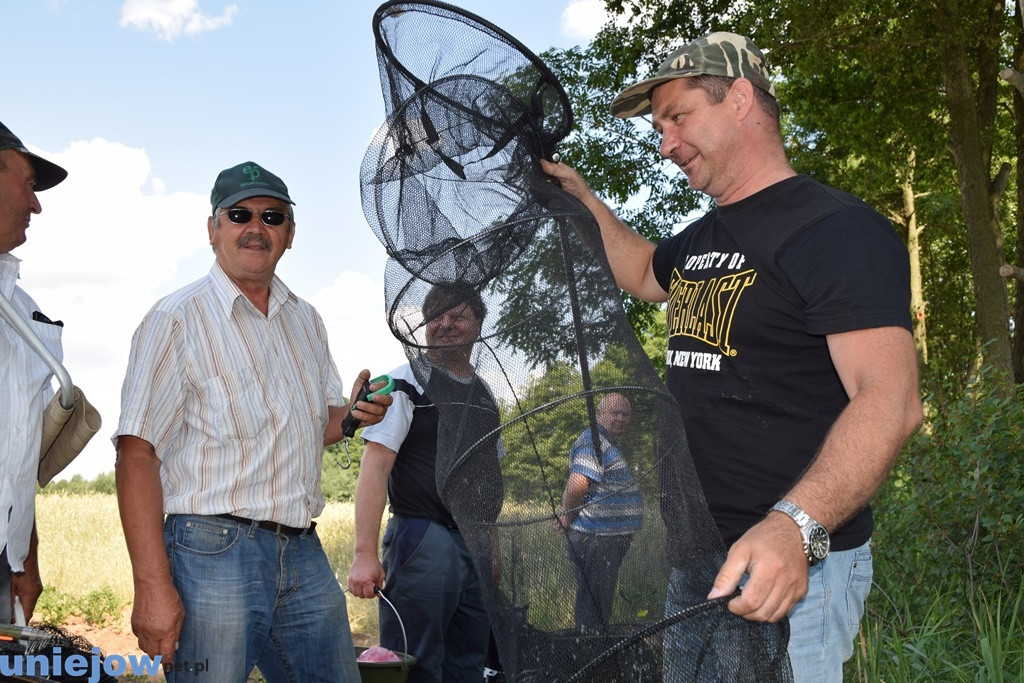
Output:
[35,586,78,624]
[78,586,124,625]
[35,585,123,627]
[38,471,116,495]
[873,367,1024,617]
[321,439,363,502]
[855,365,1024,680]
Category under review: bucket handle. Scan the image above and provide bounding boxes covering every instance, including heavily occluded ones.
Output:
[375,587,410,670]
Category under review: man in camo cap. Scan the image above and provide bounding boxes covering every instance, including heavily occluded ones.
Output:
[542,31,921,681]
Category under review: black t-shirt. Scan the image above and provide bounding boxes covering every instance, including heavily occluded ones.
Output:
[386,363,503,528]
[385,371,453,525]
[652,175,911,549]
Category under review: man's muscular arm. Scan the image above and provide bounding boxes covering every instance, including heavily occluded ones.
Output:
[709,326,922,621]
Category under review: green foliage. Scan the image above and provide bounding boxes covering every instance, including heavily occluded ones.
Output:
[972,587,1024,681]
[320,439,364,502]
[493,205,631,368]
[498,344,664,503]
[38,471,116,495]
[77,585,124,625]
[850,355,1024,681]
[540,42,699,340]
[639,315,668,382]
[873,368,1024,615]
[858,366,1024,679]
[35,444,365,502]
[35,585,124,627]
[35,586,77,624]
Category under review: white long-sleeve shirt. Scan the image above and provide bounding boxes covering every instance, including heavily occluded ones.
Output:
[0,253,61,571]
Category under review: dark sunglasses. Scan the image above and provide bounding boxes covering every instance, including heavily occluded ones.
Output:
[218,207,290,227]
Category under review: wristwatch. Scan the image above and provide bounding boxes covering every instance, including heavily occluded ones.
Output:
[771,500,830,566]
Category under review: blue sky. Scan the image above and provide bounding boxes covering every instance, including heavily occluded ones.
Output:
[3,0,610,479]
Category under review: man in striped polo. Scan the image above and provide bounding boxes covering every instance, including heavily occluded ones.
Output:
[556,393,643,631]
[114,161,391,682]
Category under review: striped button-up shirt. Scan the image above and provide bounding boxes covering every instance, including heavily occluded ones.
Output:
[1,253,61,571]
[114,262,345,527]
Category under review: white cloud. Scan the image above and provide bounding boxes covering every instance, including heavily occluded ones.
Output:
[308,270,408,392]
[15,138,209,479]
[120,0,238,42]
[560,0,612,41]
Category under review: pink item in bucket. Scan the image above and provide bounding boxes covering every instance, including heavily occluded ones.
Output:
[357,645,402,663]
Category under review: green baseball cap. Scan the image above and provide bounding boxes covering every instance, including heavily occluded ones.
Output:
[210,161,295,210]
[609,32,775,119]
[0,120,68,191]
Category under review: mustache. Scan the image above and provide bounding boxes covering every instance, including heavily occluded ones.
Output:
[236,233,272,250]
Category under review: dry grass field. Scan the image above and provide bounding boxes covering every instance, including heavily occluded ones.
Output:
[33,493,381,643]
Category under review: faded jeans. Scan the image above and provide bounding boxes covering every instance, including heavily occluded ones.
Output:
[786,541,873,682]
[163,514,360,683]
[661,541,872,681]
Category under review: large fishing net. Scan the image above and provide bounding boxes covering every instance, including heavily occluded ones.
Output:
[360,1,793,680]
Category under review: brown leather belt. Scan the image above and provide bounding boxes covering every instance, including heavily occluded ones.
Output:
[215,513,315,536]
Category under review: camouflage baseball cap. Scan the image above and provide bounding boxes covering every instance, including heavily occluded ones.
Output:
[210,161,295,210]
[0,120,68,191]
[609,32,775,119]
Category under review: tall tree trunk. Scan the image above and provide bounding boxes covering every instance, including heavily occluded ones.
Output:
[902,149,929,371]
[939,21,1014,390]
[1012,0,1024,381]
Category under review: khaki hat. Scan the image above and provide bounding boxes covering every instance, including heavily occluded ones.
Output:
[610,32,775,119]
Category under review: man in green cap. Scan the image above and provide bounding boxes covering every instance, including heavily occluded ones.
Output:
[542,32,922,681]
[0,119,68,625]
[114,161,392,682]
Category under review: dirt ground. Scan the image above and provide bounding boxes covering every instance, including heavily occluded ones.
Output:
[57,608,376,681]
[57,607,161,680]
[60,607,142,661]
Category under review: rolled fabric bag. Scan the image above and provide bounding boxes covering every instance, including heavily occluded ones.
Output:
[0,290,102,487]
[38,384,102,486]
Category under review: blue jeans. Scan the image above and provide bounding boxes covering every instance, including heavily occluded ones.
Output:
[786,541,873,682]
[380,516,490,683]
[662,542,872,682]
[565,529,633,630]
[163,514,360,683]
[662,556,792,682]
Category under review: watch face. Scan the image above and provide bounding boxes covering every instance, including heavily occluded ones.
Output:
[808,525,830,560]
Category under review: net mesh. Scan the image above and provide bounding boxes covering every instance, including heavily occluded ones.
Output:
[361,2,793,680]
[0,623,119,682]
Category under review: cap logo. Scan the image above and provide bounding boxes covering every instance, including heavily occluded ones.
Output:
[243,165,261,182]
